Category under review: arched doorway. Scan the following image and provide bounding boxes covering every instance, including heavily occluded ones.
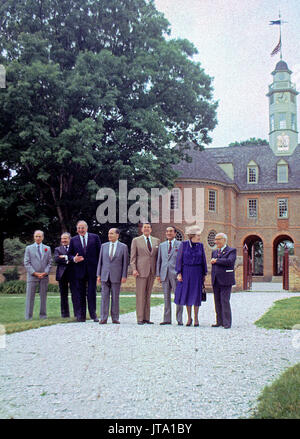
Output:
[273,235,294,275]
[243,235,264,276]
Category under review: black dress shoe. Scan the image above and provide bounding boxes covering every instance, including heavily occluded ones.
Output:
[99,320,107,324]
[177,322,183,326]
[143,320,154,324]
[223,326,231,329]
[112,320,120,324]
[186,319,193,327]
[77,318,86,322]
[194,322,199,327]
[211,324,222,327]
[93,318,99,322]
[160,322,171,325]
[137,321,145,325]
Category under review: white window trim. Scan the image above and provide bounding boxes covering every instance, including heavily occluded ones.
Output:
[277,198,289,219]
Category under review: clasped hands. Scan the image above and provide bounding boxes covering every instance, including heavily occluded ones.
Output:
[33,272,47,279]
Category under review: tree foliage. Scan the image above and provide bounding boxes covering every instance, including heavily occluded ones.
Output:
[0,0,218,252]
[228,138,269,147]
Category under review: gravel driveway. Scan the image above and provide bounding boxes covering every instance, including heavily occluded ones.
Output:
[1,291,300,419]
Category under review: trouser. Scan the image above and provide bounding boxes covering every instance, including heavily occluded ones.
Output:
[212,279,232,327]
[25,278,48,320]
[75,275,97,320]
[100,278,121,321]
[58,275,76,318]
[135,274,155,322]
[161,274,183,324]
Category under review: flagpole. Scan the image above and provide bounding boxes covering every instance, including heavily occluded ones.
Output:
[279,10,283,60]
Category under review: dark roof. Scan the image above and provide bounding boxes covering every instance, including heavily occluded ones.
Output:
[275,60,289,71]
[272,59,292,75]
[174,143,300,191]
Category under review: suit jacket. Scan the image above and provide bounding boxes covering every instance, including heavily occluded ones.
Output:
[96,241,129,283]
[156,239,181,281]
[24,243,52,282]
[68,233,101,279]
[54,245,74,281]
[130,235,160,278]
[211,245,237,286]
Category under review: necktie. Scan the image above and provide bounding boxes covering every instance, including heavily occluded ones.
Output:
[168,241,172,254]
[147,237,152,252]
[218,249,221,257]
[65,246,69,252]
[82,236,86,253]
[37,245,41,258]
[109,243,114,261]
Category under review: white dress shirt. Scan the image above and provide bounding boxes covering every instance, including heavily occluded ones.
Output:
[109,240,118,258]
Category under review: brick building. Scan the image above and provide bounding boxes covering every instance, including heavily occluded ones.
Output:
[151,60,300,284]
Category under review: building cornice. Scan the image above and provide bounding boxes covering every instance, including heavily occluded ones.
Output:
[175,178,300,194]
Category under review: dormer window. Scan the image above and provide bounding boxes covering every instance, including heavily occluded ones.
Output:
[247,161,258,184]
[277,160,288,183]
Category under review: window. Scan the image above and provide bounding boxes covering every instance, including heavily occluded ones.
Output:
[247,166,258,184]
[248,199,258,218]
[278,198,288,218]
[291,113,296,130]
[170,188,180,210]
[208,190,217,212]
[207,230,217,247]
[270,114,275,131]
[175,230,184,241]
[277,164,288,183]
[279,113,286,129]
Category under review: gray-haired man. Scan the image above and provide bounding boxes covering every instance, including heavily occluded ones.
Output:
[211,233,236,329]
[156,226,183,325]
[97,228,128,324]
[24,230,52,320]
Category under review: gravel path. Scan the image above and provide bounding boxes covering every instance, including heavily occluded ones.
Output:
[1,291,300,419]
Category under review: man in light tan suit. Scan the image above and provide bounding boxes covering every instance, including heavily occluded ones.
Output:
[130,223,160,325]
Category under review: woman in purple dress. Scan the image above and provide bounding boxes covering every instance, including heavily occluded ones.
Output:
[175,226,207,327]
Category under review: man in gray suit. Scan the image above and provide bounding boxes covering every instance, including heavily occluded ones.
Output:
[97,228,128,324]
[156,226,183,325]
[24,230,52,320]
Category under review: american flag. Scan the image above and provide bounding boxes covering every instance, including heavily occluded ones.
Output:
[271,37,281,56]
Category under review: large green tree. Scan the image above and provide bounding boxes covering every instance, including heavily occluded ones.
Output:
[0,0,217,256]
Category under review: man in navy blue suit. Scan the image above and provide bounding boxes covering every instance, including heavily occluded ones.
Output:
[68,220,101,322]
[211,233,236,329]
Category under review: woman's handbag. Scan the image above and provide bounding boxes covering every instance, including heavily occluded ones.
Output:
[202,285,207,302]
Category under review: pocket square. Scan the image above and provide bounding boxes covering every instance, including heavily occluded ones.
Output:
[225,269,233,272]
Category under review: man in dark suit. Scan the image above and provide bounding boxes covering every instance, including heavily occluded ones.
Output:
[68,220,101,322]
[211,233,236,329]
[54,232,76,318]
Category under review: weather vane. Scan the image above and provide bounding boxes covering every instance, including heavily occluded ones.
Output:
[269,10,288,60]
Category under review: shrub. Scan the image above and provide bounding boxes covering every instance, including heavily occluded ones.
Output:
[0,280,26,294]
[2,267,20,282]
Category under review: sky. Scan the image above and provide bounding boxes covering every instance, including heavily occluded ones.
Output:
[154,0,300,147]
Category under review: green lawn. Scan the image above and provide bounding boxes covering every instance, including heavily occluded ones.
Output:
[252,363,300,419]
[253,296,300,418]
[0,294,164,334]
[255,296,300,329]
